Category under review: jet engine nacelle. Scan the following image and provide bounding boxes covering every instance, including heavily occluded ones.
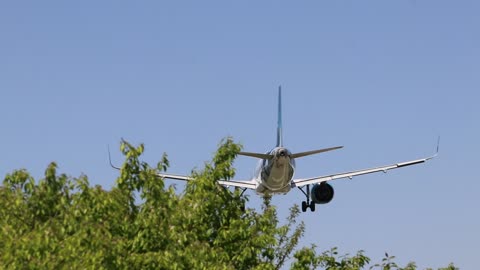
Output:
[311,183,334,204]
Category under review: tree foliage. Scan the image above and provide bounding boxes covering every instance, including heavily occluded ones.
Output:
[0,138,457,269]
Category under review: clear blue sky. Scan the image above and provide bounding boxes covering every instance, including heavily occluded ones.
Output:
[1,1,478,269]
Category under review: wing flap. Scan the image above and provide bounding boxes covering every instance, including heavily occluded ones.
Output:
[217,180,257,189]
[158,173,257,189]
[157,173,194,181]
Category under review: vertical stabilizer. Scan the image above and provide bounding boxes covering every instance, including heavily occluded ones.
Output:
[276,86,283,147]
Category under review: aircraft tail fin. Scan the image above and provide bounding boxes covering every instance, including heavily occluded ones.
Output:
[238,87,283,160]
[277,86,283,147]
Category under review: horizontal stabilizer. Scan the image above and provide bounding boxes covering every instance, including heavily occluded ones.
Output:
[238,152,273,159]
[291,146,343,159]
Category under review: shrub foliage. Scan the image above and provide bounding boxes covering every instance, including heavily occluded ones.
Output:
[0,138,457,269]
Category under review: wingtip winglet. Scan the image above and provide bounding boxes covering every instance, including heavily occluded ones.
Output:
[108,145,121,170]
[427,136,441,160]
[436,136,440,154]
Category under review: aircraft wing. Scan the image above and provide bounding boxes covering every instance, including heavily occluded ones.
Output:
[292,154,437,188]
[158,173,257,189]
[157,173,194,181]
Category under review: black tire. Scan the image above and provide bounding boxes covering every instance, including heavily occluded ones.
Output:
[301,201,307,212]
[310,201,316,212]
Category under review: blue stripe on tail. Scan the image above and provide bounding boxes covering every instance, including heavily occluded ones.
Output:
[276,86,283,147]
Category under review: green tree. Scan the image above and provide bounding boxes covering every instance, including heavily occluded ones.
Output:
[0,138,457,269]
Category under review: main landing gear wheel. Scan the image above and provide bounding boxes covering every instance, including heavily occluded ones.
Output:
[301,200,315,212]
[299,185,316,212]
[302,201,308,212]
[309,201,315,212]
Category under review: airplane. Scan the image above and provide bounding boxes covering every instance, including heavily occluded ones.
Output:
[111,87,439,212]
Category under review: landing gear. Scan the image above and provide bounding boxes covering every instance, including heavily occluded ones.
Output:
[301,201,308,212]
[298,185,315,212]
[235,188,247,212]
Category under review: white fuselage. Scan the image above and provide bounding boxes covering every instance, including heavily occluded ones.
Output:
[253,147,296,195]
